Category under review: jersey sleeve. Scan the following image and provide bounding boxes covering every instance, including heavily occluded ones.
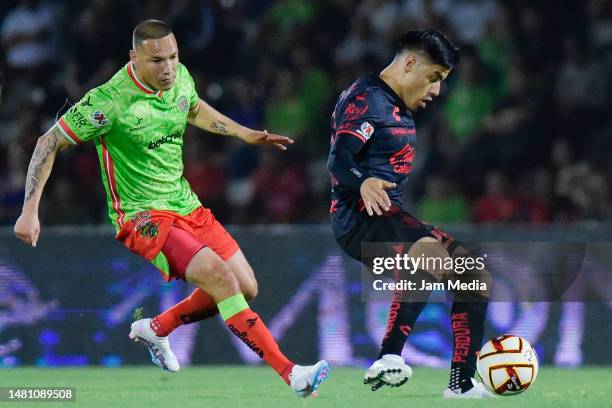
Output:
[56,88,115,145]
[327,92,379,190]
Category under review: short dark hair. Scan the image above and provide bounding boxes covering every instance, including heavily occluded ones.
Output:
[396,29,459,69]
[132,19,173,48]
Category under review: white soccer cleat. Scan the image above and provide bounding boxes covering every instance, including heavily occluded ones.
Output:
[289,360,330,398]
[364,354,413,391]
[442,378,496,399]
[128,318,180,372]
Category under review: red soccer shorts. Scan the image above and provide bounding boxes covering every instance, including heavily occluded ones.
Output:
[116,206,239,281]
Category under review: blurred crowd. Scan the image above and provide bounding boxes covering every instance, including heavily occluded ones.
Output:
[1,0,611,226]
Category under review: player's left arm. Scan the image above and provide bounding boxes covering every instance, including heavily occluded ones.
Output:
[187,98,294,150]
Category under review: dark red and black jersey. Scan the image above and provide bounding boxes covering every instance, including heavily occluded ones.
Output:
[327,74,417,239]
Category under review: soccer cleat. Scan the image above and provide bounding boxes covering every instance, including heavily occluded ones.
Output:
[128,318,180,372]
[442,378,496,399]
[364,354,412,391]
[289,360,330,398]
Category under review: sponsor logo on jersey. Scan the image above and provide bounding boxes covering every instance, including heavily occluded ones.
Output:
[390,144,415,174]
[390,127,414,136]
[356,121,374,141]
[344,102,369,121]
[67,106,89,128]
[147,132,182,149]
[80,95,93,107]
[177,96,189,113]
[129,116,148,132]
[92,110,109,127]
[350,167,363,178]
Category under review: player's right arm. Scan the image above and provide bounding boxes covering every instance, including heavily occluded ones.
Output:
[14,88,114,247]
[327,94,396,216]
[14,126,72,247]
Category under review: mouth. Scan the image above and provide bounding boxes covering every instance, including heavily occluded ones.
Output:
[418,97,433,109]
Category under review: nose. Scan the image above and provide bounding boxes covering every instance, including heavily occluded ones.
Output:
[430,82,441,97]
[162,60,173,75]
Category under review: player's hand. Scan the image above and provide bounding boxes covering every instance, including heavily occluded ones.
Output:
[360,177,396,216]
[14,210,40,247]
[241,129,294,150]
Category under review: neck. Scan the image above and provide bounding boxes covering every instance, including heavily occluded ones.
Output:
[131,63,158,92]
[379,65,405,103]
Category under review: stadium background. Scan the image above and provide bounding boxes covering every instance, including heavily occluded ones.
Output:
[1,0,611,378]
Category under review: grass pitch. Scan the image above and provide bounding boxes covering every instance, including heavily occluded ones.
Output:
[1,366,610,407]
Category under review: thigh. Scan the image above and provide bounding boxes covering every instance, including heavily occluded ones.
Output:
[161,226,206,281]
[188,207,240,262]
[339,208,453,260]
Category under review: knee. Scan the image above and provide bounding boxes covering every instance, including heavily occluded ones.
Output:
[186,253,238,292]
[243,278,258,301]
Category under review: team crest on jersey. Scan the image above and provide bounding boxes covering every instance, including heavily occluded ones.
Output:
[92,110,109,127]
[177,96,189,113]
[356,122,374,141]
[140,222,159,238]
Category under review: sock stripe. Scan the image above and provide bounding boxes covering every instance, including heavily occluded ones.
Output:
[218,293,249,320]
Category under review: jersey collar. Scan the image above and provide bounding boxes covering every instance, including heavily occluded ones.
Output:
[371,74,409,113]
[127,62,164,98]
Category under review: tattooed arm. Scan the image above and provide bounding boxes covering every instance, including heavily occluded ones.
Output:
[14,126,72,247]
[187,98,293,150]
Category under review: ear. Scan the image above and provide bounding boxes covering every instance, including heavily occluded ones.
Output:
[129,49,137,64]
[404,53,416,73]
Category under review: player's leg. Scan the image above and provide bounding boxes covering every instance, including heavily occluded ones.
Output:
[344,210,451,390]
[185,247,329,397]
[150,219,257,337]
[444,244,494,398]
[377,236,448,358]
[363,236,447,390]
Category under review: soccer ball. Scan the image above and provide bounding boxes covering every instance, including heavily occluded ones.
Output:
[476,335,539,395]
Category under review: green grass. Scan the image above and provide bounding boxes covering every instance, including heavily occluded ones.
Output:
[0,366,611,408]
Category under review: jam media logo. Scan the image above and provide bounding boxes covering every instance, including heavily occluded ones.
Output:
[91,110,109,127]
[356,121,374,141]
[177,95,189,113]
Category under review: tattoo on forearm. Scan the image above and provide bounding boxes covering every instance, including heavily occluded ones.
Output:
[210,120,228,134]
[24,128,61,203]
[210,120,238,137]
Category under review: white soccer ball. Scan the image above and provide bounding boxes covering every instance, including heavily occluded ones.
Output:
[476,335,539,395]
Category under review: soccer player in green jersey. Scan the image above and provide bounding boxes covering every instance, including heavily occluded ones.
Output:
[14,20,329,397]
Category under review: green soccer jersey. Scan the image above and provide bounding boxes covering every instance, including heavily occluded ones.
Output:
[56,62,202,231]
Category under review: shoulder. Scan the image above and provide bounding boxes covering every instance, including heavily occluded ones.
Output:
[337,80,387,121]
[89,65,128,101]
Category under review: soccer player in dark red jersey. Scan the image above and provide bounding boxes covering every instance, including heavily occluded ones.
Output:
[328,29,494,398]
[14,20,328,398]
